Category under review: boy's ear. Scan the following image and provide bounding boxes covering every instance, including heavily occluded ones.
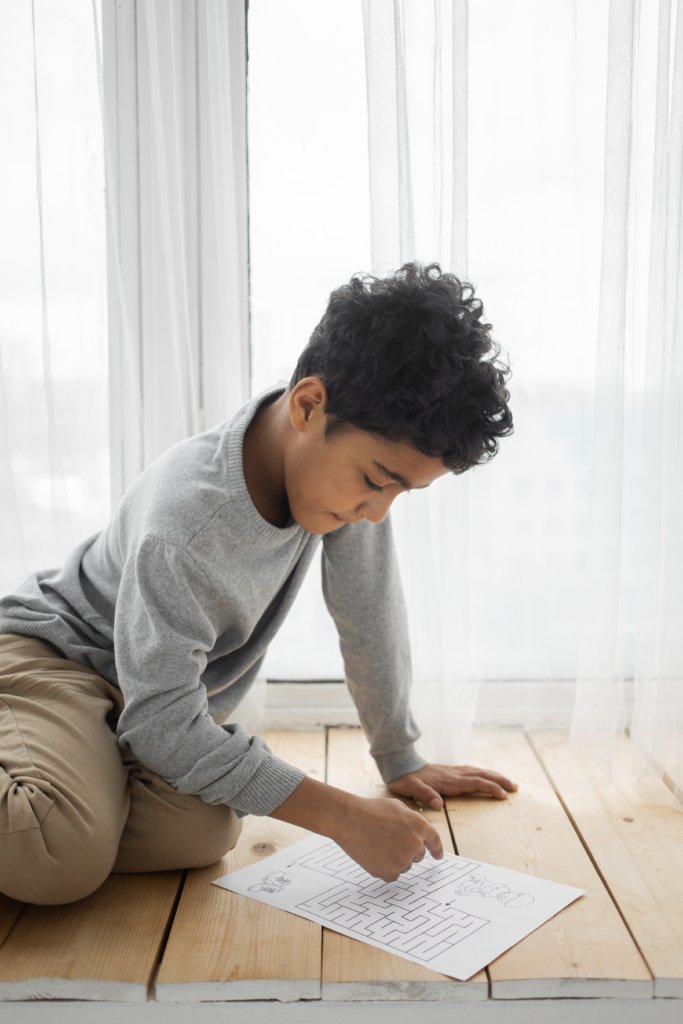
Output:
[288,377,328,433]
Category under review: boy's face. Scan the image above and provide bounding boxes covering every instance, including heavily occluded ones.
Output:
[284,379,449,535]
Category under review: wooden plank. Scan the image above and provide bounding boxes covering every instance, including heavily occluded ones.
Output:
[0,873,181,1000]
[447,728,652,1000]
[529,730,683,998]
[155,729,325,1002]
[322,727,487,1002]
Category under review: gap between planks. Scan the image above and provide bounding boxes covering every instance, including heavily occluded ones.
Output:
[445,728,653,1000]
[322,727,488,1002]
[0,873,182,1001]
[523,730,653,984]
[155,728,485,1003]
[155,730,326,1002]
[526,729,683,998]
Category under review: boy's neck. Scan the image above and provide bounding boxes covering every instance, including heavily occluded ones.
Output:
[243,392,292,528]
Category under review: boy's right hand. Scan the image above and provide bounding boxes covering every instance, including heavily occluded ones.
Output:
[333,795,444,882]
[269,776,443,882]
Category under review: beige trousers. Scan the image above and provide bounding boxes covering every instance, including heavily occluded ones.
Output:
[0,633,241,905]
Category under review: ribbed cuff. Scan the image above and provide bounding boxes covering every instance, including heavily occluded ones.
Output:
[373,743,428,784]
[231,752,307,818]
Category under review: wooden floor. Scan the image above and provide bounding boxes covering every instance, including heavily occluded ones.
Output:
[1,727,682,1024]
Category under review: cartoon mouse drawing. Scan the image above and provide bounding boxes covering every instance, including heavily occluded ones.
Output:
[248,871,292,895]
[454,874,534,908]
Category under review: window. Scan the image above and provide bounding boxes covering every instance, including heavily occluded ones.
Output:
[246,0,658,685]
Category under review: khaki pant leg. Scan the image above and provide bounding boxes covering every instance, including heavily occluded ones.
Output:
[0,633,130,905]
[0,634,242,896]
[111,754,242,874]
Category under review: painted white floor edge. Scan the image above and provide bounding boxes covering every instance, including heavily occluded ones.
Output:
[3,998,681,1024]
[0,980,147,1001]
[320,979,487,1001]
[155,979,321,1002]
[490,978,653,1000]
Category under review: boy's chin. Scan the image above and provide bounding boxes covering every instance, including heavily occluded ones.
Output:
[297,510,347,535]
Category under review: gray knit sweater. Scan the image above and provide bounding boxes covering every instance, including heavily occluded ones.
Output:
[0,384,426,816]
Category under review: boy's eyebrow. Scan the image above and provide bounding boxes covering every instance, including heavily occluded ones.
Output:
[372,461,429,490]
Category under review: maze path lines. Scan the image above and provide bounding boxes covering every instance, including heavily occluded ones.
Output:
[290,843,490,963]
[214,833,584,981]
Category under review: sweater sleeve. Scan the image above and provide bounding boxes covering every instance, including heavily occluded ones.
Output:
[113,535,305,817]
[321,516,427,783]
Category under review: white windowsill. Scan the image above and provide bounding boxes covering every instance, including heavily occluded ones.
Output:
[261,679,622,731]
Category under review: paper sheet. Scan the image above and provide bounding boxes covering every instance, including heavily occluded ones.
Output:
[212,834,584,980]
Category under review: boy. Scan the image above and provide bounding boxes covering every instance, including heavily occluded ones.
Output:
[0,262,515,906]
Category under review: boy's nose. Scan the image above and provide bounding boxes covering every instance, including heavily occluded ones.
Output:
[359,493,394,524]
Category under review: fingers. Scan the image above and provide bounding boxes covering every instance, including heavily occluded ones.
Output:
[391,828,443,880]
[449,776,512,799]
[457,767,518,792]
[409,779,444,809]
[394,766,518,805]
[393,816,443,878]
[423,822,443,861]
[425,765,518,800]
[348,796,446,882]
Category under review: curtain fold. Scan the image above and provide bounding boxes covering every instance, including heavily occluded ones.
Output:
[568,0,683,799]
[362,0,415,270]
[104,0,250,499]
[362,0,475,763]
[569,0,636,757]
[627,0,682,796]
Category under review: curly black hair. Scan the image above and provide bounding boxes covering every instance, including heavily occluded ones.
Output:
[290,262,513,473]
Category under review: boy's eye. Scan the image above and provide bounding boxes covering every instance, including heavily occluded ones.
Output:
[364,475,385,493]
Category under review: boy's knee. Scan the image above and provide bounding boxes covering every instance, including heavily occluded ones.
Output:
[1,842,117,906]
[111,760,243,873]
[188,810,243,868]
[112,798,242,873]
[15,859,113,906]
[0,781,123,905]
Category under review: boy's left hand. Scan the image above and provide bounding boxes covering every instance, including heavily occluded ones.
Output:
[388,763,518,810]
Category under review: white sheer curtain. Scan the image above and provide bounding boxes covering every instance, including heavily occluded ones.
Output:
[102,0,250,500]
[248,0,606,720]
[9,1,678,791]
[631,0,683,798]
[362,0,474,763]
[1,0,250,604]
[362,0,682,790]
[0,1,109,597]
[571,0,682,796]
